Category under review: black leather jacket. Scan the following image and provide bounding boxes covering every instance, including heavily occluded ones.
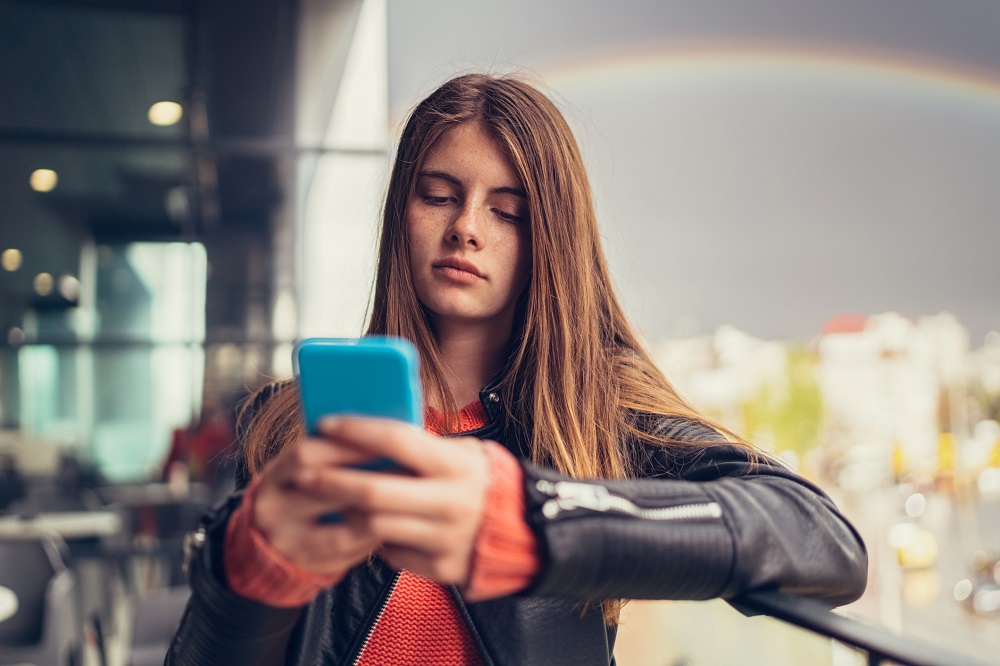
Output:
[166,381,867,665]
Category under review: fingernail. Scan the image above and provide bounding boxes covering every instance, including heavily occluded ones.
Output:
[319,416,341,432]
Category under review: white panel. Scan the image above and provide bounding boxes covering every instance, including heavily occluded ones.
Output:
[324,0,388,149]
[299,0,390,338]
[300,154,385,337]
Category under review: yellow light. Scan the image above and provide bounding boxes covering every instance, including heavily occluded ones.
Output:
[148,101,184,126]
[34,272,53,296]
[30,168,58,192]
[1,248,22,272]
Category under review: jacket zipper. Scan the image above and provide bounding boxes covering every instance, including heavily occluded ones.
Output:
[182,526,207,574]
[535,479,723,521]
[447,586,495,666]
[351,570,401,666]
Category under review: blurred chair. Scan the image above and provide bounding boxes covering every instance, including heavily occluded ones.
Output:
[0,455,26,514]
[128,586,190,666]
[9,452,105,516]
[0,533,81,665]
[98,483,209,589]
[0,507,126,650]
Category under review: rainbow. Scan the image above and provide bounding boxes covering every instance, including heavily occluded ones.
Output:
[537,42,1000,106]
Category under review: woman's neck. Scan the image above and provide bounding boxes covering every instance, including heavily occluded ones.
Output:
[432,319,509,409]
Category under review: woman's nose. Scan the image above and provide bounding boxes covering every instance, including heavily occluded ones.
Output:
[447,204,481,247]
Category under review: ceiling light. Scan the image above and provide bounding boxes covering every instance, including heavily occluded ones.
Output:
[1,248,22,272]
[59,275,81,301]
[34,272,53,296]
[148,101,183,126]
[30,169,58,192]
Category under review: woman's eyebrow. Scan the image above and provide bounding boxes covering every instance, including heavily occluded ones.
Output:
[418,169,461,186]
[492,185,527,199]
[418,170,526,199]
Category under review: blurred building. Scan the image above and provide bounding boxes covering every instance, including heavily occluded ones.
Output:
[655,325,789,446]
[654,312,988,486]
[816,312,969,480]
[0,0,387,480]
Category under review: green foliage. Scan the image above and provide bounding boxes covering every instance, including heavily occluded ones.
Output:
[741,346,823,455]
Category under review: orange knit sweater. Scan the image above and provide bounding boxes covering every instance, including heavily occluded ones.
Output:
[224,402,539,665]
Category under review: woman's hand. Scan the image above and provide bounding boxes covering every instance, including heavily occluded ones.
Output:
[251,434,380,576]
[299,416,491,587]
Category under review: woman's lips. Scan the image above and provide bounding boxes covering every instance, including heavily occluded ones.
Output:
[432,258,484,284]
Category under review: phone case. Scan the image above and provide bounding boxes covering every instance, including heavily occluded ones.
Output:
[295,336,423,435]
[295,336,422,516]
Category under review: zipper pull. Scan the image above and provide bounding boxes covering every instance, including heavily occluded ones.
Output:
[536,479,613,518]
[536,479,724,522]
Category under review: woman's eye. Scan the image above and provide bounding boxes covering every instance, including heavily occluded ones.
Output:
[493,208,524,223]
[423,195,451,205]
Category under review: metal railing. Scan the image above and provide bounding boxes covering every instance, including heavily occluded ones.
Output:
[733,589,993,666]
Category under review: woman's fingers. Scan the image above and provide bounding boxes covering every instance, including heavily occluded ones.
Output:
[253,439,377,548]
[300,467,457,517]
[297,449,487,588]
[260,437,393,522]
[267,435,385,487]
[317,417,457,477]
[365,513,449,552]
[254,450,378,573]
[274,515,377,573]
[295,420,490,519]
[254,481,348,527]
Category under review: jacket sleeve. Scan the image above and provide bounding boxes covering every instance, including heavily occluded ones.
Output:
[166,491,305,665]
[521,418,868,607]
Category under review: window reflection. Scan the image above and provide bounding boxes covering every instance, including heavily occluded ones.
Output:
[11,242,206,481]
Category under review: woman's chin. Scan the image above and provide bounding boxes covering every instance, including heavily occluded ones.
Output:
[424,303,510,330]
[428,308,492,325]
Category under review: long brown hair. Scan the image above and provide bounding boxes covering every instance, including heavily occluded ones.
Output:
[242,73,746,622]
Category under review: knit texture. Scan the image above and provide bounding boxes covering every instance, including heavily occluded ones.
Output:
[357,570,482,666]
[424,401,489,435]
[465,440,539,600]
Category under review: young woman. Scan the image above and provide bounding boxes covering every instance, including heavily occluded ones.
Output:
[168,74,867,665]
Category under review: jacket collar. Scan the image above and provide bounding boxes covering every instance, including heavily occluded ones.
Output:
[478,376,504,424]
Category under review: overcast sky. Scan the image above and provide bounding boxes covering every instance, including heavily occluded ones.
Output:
[385,0,1000,343]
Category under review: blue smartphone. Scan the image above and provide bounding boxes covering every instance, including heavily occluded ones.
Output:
[295,335,423,443]
[295,337,423,523]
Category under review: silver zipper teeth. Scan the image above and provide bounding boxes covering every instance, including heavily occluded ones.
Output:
[536,479,723,521]
[352,571,401,666]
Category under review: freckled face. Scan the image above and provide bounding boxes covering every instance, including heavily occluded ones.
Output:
[406,122,531,331]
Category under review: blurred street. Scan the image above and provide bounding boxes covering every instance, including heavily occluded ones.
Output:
[614,486,1000,665]
[842,486,1000,659]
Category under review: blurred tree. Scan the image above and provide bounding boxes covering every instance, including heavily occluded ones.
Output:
[741,346,823,456]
